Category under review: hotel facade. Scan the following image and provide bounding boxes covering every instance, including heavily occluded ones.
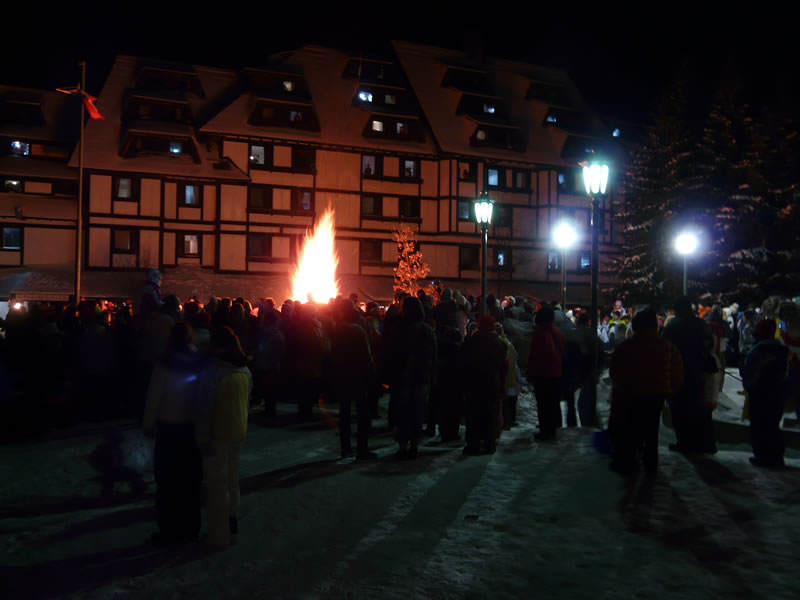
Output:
[0,41,622,307]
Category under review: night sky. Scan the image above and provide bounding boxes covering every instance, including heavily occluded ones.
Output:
[3,4,799,124]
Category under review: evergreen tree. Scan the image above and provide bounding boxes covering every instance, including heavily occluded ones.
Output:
[392,225,435,296]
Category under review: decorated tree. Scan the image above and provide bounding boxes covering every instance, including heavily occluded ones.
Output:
[392,225,436,297]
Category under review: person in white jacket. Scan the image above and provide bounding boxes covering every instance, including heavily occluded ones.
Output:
[143,322,204,543]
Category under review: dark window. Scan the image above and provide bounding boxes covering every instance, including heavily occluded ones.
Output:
[401,159,418,179]
[361,195,382,217]
[457,200,472,221]
[249,144,269,167]
[2,227,21,250]
[113,177,138,202]
[399,197,420,219]
[513,170,529,190]
[4,179,23,193]
[293,189,313,212]
[179,183,202,207]
[249,186,272,210]
[459,246,480,270]
[248,234,271,258]
[493,205,512,228]
[547,251,561,273]
[578,251,591,273]
[10,141,30,156]
[360,239,382,263]
[292,146,315,172]
[458,161,476,182]
[53,180,78,196]
[180,234,200,257]
[112,229,137,254]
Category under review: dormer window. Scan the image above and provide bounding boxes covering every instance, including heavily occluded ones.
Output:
[546,114,558,124]
[10,141,30,157]
[282,80,294,92]
[250,145,266,165]
[396,122,408,135]
[358,91,373,102]
[483,104,495,114]
[4,179,22,192]
[385,94,396,105]
[476,129,487,141]
[169,142,182,154]
[290,111,303,123]
[372,120,384,132]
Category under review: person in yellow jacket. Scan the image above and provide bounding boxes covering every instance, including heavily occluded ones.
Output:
[196,326,252,550]
[609,309,684,474]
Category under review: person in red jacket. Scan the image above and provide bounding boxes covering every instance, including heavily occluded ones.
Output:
[527,305,564,441]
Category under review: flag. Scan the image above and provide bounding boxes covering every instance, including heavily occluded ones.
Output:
[56,87,105,120]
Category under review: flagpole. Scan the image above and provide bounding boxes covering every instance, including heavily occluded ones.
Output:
[75,61,85,305]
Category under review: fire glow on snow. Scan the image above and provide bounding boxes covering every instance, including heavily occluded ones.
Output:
[291,208,339,303]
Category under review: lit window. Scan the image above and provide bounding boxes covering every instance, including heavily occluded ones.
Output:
[282,80,294,92]
[183,234,199,256]
[169,142,182,154]
[457,200,471,220]
[546,114,557,124]
[4,179,22,192]
[358,90,373,102]
[515,171,527,189]
[2,227,21,250]
[184,185,200,206]
[488,168,499,187]
[579,252,591,272]
[385,94,396,104]
[612,128,620,137]
[299,191,312,211]
[483,104,495,114]
[497,251,505,267]
[558,173,566,185]
[362,155,376,175]
[372,120,384,132]
[403,160,416,178]
[118,178,132,199]
[396,122,408,135]
[250,145,266,165]
[476,129,486,140]
[290,111,303,122]
[10,141,30,156]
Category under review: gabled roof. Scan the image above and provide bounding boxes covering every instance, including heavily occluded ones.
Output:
[393,41,613,166]
[201,47,438,156]
[0,86,80,144]
[69,56,248,181]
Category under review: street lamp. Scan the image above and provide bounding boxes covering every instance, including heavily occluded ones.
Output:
[552,221,578,310]
[474,191,494,315]
[674,230,698,295]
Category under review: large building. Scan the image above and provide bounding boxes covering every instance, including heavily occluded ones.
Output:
[0,41,623,307]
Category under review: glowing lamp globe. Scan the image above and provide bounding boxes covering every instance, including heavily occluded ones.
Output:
[473,192,494,225]
[675,232,698,256]
[583,162,610,196]
[553,222,578,249]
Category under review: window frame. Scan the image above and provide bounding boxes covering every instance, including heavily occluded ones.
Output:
[457,161,477,182]
[486,166,504,189]
[400,158,419,180]
[547,250,561,274]
[360,194,383,218]
[177,182,203,208]
[513,169,529,190]
[494,247,513,270]
[111,228,138,255]
[577,251,591,273]
[3,179,23,193]
[361,154,383,178]
[292,188,314,213]
[398,196,421,220]
[248,143,272,169]
[112,176,139,203]
[247,232,272,260]
[1,226,22,250]
[459,245,480,271]
[248,185,272,211]
[457,199,473,222]
[492,204,512,228]
[9,140,30,157]
[177,232,201,258]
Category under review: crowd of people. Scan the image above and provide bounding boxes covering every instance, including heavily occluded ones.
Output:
[1,267,798,549]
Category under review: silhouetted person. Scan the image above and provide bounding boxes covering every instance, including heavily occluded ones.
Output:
[743,319,790,467]
[528,306,564,441]
[663,296,717,454]
[133,268,164,318]
[609,309,684,474]
[330,299,377,459]
[143,322,204,543]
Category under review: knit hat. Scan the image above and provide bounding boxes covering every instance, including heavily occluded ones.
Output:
[754,319,777,341]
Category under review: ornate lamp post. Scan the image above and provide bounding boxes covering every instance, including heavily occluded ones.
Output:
[552,221,578,310]
[582,158,610,405]
[674,230,698,296]
[474,191,494,315]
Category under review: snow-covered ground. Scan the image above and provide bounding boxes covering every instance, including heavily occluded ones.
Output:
[1,371,799,600]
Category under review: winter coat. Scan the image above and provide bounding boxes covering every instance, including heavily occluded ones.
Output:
[743,339,790,395]
[432,299,458,332]
[197,358,252,444]
[461,330,507,400]
[329,321,375,392]
[662,315,714,385]
[610,330,684,401]
[393,319,437,386]
[740,320,757,357]
[143,351,205,432]
[133,281,163,317]
[499,335,519,394]
[527,323,564,379]
[293,317,330,379]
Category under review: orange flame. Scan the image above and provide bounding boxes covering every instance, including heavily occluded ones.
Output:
[291,209,339,303]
